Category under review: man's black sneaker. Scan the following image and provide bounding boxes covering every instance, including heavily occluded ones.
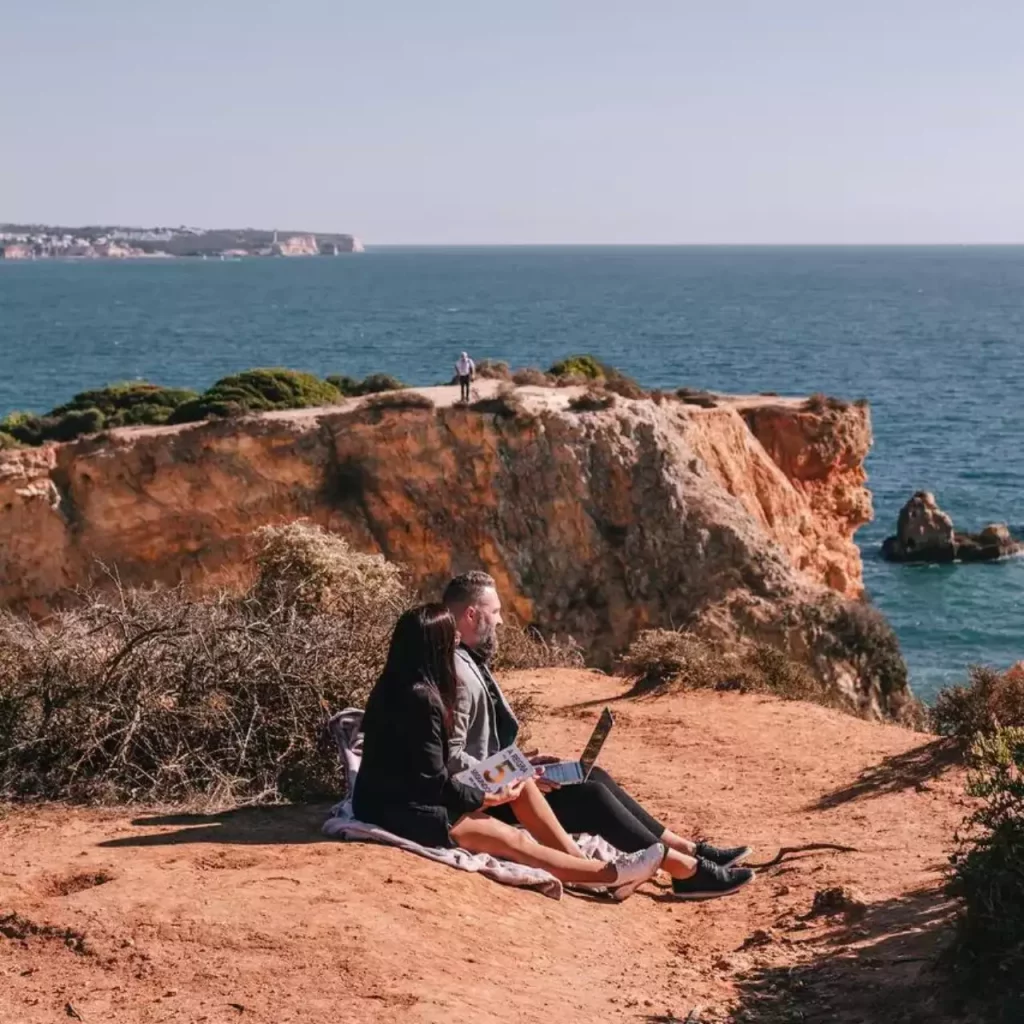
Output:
[671,858,755,901]
[695,841,753,868]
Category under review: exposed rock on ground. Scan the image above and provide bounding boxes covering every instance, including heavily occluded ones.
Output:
[882,491,1022,563]
[0,383,912,718]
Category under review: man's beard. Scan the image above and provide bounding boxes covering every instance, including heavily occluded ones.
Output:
[473,621,499,664]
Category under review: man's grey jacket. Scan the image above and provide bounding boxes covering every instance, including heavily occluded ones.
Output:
[448,646,519,773]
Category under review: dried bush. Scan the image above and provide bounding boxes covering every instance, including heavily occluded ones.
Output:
[619,630,819,703]
[946,727,1024,1016]
[511,367,552,388]
[933,666,1024,745]
[0,525,410,806]
[328,373,405,397]
[0,431,24,450]
[493,624,585,672]
[804,393,851,413]
[473,360,512,381]
[361,390,435,412]
[251,521,408,616]
[568,388,616,413]
[468,385,533,420]
[676,387,719,408]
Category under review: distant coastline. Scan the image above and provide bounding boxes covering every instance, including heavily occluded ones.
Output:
[0,223,364,260]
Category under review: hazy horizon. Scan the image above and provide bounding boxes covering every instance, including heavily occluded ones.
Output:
[6,2,1024,245]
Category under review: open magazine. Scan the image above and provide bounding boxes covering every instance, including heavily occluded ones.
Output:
[453,745,535,793]
[453,707,616,792]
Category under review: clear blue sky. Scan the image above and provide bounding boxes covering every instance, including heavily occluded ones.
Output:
[5,1,1023,244]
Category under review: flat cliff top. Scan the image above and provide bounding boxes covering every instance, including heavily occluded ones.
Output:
[1,674,963,1024]
[0,380,809,450]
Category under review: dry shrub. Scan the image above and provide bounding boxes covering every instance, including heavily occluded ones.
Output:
[468,385,534,421]
[252,521,407,616]
[602,373,645,400]
[362,390,435,411]
[933,665,1024,745]
[473,360,512,381]
[552,372,591,388]
[0,526,410,806]
[568,388,616,413]
[676,387,719,408]
[804,393,851,413]
[493,624,585,672]
[619,629,819,702]
[511,367,552,388]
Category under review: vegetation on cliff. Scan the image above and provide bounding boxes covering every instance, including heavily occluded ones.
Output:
[0,523,574,805]
[1,382,199,445]
[946,726,1024,1018]
[169,368,343,422]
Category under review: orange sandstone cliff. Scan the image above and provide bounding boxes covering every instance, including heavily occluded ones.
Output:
[0,383,909,718]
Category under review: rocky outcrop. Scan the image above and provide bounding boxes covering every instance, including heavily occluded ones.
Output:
[882,491,1022,563]
[0,384,914,720]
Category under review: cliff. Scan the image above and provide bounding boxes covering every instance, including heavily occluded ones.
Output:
[0,382,910,718]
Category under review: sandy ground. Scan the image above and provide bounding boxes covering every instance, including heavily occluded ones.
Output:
[0,670,976,1024]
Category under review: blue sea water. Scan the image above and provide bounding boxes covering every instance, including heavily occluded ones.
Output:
[2,247,1024,703]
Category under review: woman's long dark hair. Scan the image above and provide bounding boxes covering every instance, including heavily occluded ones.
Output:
[379,603,459,730]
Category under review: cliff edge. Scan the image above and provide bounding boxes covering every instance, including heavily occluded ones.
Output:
[0,382,911,718]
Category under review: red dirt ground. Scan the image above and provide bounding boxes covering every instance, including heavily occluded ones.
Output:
[0,670,981,1023]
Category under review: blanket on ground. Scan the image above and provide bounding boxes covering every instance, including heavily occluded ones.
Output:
[322,708,620,900]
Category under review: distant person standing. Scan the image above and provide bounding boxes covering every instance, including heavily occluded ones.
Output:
[455,351,475,402]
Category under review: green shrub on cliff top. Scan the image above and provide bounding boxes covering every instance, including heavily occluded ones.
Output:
[170,368,342,423]
[1,382,199,446]
[51,382,199,427]
[549,354,645,398]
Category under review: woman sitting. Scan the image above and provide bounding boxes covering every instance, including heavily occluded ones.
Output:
[353,603,665,899]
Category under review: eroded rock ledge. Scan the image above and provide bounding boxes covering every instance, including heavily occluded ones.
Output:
[0,383,912,719]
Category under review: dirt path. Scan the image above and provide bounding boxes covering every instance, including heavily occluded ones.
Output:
[0,671,974,1023]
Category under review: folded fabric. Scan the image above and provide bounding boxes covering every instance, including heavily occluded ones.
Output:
[323,708,621,900]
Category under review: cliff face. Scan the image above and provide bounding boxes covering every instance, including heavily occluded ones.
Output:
[0,385,910,719]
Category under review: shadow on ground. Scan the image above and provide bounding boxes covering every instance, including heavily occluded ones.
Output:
[97,804,334,848]
[728,887,988,1024]
[812,739,961,811]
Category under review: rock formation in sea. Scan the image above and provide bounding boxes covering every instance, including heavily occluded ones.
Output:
[881,490,1022,563]
[0,383,914,721]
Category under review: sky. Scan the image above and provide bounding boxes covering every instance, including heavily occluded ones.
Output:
[4,1,1024,244]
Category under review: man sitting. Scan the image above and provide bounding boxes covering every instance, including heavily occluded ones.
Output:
[442,571,755,900]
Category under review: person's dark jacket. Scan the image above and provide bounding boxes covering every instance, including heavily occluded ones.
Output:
[353,674,485,848]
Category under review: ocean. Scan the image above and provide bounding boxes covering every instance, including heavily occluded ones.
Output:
[2,246,1024,703]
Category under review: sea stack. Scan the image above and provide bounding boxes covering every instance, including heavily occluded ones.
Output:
[881,491,1021,563]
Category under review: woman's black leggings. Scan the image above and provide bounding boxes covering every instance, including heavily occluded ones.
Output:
[490,765,667,853]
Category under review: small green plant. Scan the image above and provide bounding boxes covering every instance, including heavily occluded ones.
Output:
[327,373,405,397]
[946,727,1024,1014]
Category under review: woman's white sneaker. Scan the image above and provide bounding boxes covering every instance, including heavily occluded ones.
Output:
[610,842,665,902]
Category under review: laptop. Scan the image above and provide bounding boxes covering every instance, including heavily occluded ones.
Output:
[537,707,615,785]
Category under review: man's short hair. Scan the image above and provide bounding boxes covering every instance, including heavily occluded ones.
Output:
[443,571,496,611]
